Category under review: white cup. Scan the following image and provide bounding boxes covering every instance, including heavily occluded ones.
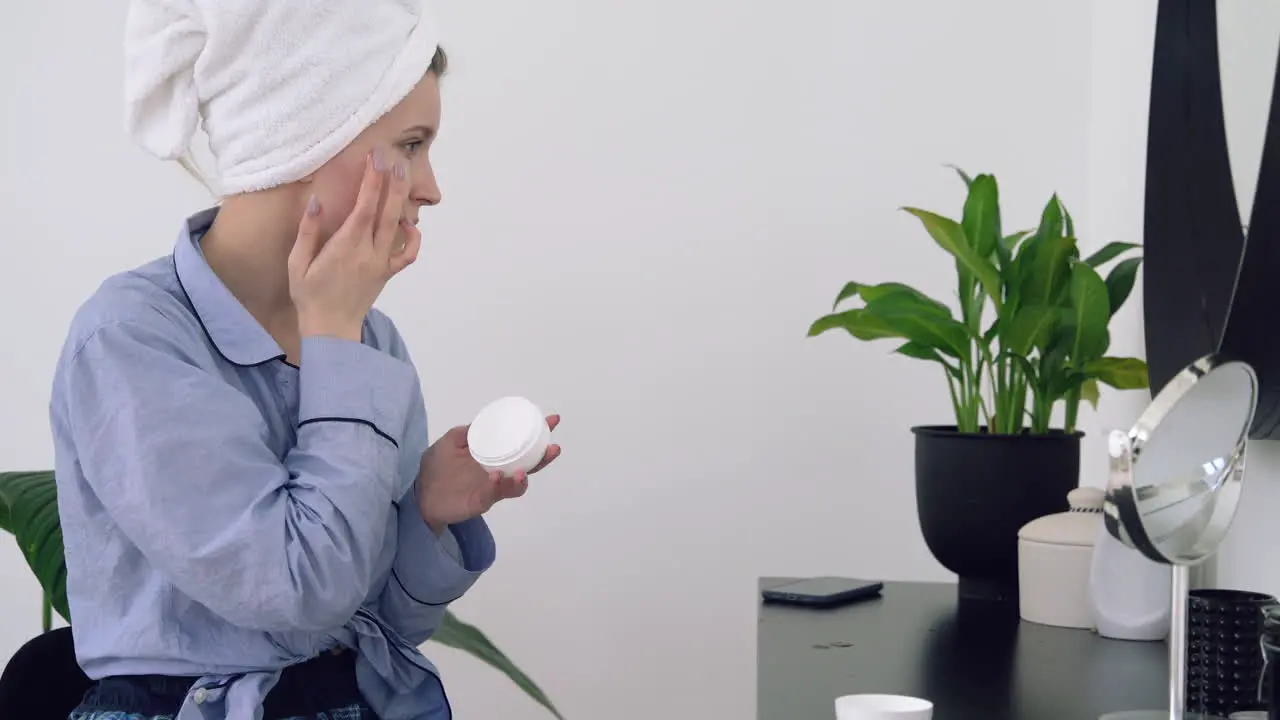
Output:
[834,694,933,720]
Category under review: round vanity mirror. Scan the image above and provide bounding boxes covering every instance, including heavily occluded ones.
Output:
[1100,354,1259,720]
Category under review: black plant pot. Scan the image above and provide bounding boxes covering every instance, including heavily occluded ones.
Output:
[913,425,1083,605]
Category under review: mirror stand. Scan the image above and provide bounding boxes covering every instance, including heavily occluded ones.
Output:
[1098,355,1257,720]
[1169,565,1191,716]
[1097,567,1206,720]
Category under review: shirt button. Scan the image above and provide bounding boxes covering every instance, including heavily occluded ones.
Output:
[193,688,209,704]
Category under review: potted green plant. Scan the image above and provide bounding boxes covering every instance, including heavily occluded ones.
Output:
[807,169,1149,604]
[0,470,562,719]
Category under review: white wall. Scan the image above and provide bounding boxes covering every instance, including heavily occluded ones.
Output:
[13,0,1261,717]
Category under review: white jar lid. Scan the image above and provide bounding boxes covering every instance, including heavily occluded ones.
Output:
[1017,487,1105,547]
[467,396,544,464]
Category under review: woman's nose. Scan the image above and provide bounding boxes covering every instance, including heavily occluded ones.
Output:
[413,163,441,207]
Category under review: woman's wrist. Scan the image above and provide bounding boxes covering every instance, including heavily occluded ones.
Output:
[414,479,449,536]
[297,316,363,343]
[424,515,448,537]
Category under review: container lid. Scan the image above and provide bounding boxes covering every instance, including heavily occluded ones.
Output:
[467,396,544,463]
[1017,487,1105,547]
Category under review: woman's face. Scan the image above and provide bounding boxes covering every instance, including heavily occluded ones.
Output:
[306,71,443,241]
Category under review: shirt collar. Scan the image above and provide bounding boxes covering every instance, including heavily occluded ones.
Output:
[173,207,286,367]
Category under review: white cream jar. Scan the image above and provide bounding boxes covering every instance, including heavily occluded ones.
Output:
[466,396,551,476]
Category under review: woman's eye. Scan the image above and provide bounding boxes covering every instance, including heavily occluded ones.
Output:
[401,140,423,155]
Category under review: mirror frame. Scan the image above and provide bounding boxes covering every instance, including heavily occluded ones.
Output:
[1104,354,1256,565]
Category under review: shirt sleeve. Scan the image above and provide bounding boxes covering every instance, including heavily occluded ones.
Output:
[372,320,496,646]
[61,320,417,633]
[378,492,496,645]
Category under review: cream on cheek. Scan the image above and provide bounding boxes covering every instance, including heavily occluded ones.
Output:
[313,139,413,236]
[314,155,372,237]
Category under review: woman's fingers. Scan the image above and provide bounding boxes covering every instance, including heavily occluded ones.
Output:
[389,220,421,276]
[526,416,561,471]
[342,152,387,247]
[528,444,561,474]
[374,159,410,257]
[288,195,323,277]
[483,472,527,505]
[506,472,529,498]
[471,416,561,511]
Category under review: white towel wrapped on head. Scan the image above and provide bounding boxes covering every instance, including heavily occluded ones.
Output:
[124,0,439,196]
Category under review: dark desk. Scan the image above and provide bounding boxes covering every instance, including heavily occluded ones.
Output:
[758,579,1168,720]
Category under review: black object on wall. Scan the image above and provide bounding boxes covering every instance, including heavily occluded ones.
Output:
[1145,0,1280,439]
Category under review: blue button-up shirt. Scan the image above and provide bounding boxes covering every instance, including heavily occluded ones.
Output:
[48,207,495,720]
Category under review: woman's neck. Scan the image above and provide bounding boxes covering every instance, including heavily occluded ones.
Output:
[200,191,304,359]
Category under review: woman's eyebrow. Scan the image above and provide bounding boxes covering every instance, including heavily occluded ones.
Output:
[402,124,436,139]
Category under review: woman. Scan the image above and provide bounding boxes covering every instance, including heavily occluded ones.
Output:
[49,1,559,718]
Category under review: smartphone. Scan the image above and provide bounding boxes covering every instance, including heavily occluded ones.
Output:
[761,577,884,608]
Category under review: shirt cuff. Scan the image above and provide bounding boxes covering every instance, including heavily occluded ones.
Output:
[297,336,418,447]
[393,497,496,605]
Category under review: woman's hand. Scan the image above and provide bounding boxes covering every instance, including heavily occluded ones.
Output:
[415,415,561,535]
[289,151,421,342]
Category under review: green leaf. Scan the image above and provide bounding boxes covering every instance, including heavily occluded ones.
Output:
[870,293,970,344]
[1063,204,1075,238]
[813,284,969,365]
[894,341,962,378]
[901,207,1003,311]
[830,282,862,310]
[0,472,68,623]
[894,340,942,362]
[1083,356,1150,390]
[1036,316,1074,388]
[982,323,999,344]
[1079,378,1101,409]
[1036,195,1065,240]
[1001,305,1058,356]
[809,309,899,341]
[1043,368,1091,404]
[996,231,1029,271]
[1000,351,1043,389]
[1104,256,1142,316]
[956,264,976,321]
[1016,235,1077,307]
[1008,195,1066,299]
[1083,242,1142,268]
[862,284,954,319]
[1036,310,1098,402]
[962,175,1001,258]
[434,611,565,720]
[808,306,969,359]
[945,164,973,187]
[1069,262,1112,364]
[1057,369,1091,395]
[831,281,955,320]
[0,472,563,718]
